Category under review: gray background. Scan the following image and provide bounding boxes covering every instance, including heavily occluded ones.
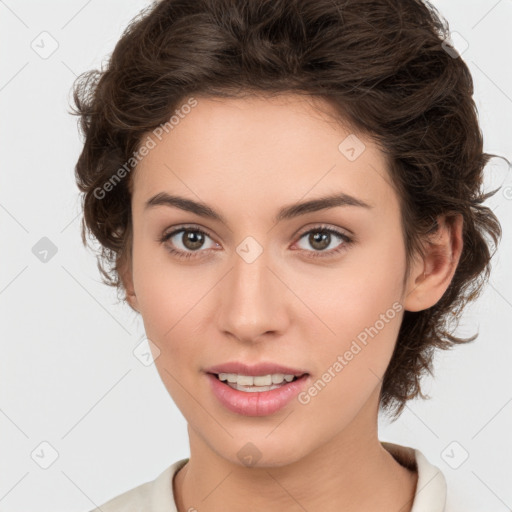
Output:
[1,0,511,511]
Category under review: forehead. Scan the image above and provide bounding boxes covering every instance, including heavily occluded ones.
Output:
[132,93,397,216]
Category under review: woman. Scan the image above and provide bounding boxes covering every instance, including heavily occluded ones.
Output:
[71,0,501,510]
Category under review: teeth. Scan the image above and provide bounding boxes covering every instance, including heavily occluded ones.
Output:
[229,383,282,392]
[217,373,298,386]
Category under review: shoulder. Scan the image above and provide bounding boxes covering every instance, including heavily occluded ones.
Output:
[87,458,189,512]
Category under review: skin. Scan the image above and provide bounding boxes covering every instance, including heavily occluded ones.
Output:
[120,93,463,512]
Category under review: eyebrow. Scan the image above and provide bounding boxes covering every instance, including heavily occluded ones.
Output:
[144,191,372,224]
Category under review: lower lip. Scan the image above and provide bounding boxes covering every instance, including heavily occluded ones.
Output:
[206,373,310,416]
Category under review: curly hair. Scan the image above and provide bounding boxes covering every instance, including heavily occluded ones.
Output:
[70,0,502,420]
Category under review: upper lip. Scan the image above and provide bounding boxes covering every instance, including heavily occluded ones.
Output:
[204,362,309,377]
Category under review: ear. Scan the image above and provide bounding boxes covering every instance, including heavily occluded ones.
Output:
[403,214,463,312]
[118,254,140,313]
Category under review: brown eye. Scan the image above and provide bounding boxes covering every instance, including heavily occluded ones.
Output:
[159,226,219,260]
[294,226,353,259]
[308,231,331,251]
[180,230,206,250]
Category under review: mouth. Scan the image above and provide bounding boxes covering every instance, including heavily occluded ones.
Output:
[206,371,311,416]
[208,372,307,393]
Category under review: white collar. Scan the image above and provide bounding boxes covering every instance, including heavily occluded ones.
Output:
[381,441,447,512]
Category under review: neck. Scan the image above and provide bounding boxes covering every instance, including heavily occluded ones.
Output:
[173,391,418,512]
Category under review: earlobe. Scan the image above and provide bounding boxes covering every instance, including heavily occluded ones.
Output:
[124,278,139,312]
[125,289,139,312]
[403,214,463,312]
[119,257,139,313]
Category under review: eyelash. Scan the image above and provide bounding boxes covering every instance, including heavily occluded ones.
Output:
[158,224,353,261]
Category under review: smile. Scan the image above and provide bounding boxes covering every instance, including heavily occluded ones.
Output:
[206,372,310,416]
[216,372,300,392]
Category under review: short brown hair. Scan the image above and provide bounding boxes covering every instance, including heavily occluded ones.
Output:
[70,0,502,420]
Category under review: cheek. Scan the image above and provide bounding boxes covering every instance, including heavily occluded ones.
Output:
[134,264,206,408]
[328,271,403,345]
[132,252,222,389]
[293,266,404,426]
[132,240,205,336]
[295,231,406,386]
[301,241,404,339]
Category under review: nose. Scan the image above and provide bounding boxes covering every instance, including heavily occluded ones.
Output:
[216,246,290,344]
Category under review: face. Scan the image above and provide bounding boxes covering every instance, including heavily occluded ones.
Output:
[125,93,412,467]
